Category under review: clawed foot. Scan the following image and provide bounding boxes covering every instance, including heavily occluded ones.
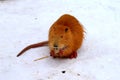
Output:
[50,50,63,58]
[50,50,56,58]
[69,51,77,59]
[50,50,77,59]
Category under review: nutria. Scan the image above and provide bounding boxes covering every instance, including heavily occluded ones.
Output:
[17,14,84,58]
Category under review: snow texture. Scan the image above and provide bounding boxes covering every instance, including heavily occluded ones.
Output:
[0,0,120,80]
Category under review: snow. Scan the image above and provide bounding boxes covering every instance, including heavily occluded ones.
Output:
[0,0,120,80]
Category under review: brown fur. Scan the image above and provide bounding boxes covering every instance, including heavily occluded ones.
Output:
[49,14,84,58]
[17,14,84,58]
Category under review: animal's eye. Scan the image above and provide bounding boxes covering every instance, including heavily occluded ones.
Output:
[61,36,63,38]
[65,28,68,32]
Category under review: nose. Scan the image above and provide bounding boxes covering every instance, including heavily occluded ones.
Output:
[54,44,58,47]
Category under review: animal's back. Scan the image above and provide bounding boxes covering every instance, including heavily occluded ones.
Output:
[55,14,79,27]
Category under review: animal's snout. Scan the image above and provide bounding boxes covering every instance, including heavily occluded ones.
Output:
[54,44,58,48]
[54,44,58,50]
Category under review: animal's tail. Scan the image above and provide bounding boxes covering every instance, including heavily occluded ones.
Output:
[17,41,48,57]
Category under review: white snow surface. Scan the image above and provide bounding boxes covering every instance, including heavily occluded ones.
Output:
[0,0,120,80]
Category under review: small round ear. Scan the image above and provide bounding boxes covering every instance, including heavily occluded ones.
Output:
[65,28,68,32]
